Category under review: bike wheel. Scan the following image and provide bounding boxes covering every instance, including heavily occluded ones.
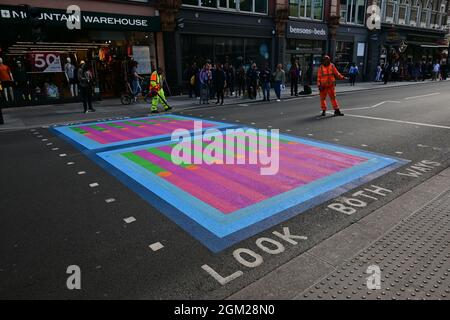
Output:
[121,94,132,105]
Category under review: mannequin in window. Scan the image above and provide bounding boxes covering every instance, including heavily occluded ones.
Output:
[0,58,14,102]
[65,57,78,97]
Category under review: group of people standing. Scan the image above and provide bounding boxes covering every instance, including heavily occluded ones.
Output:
[375,60,448,84]
[185,61,289,105]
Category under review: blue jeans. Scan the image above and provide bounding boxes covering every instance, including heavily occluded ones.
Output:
[274,81,282,99]
[132,80,141,98]
[262,81,271,100]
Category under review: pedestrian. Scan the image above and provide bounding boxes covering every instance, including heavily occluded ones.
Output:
[199,64,210,105]
[224,63,235,97]
[130,61,143,102]
[246,63,258,100]
[236,64,246,98]
[383,63,390,84]
[289,62,299,96]
[317,55,347,117]
[349,62,359,86]
[420,60,427,81]
[260,62,272,102]
[432,61,440,81]
[375,64,382,82]
[187,62,199,98]
[214,63,226,105]
[78,61,95,114]
[149,67,171,113]
[272,63,285,102]
[412,62,421,81]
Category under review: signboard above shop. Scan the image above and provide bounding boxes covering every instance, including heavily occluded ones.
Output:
[286,21,328,40]
[0,4,161,32]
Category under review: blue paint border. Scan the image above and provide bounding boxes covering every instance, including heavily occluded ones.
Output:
[51,121,410,253]
[52,114,235,150]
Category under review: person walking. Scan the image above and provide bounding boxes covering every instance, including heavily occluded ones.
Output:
[187,62,199,98]
[317,55,347,117]
[375,64,382,82]
[348,62,359,86]
[130,61,143,102]
[383,63,390,84]
[432,61,440,81]
[260,63,272,102]
[199,64,210,105]
[214,63,226,105]
[272,63,286,102]
[289,62,300,96]
[246,63,258,100]
[78,61,95,113]
[149,67,171,113]
[236,64,246,98]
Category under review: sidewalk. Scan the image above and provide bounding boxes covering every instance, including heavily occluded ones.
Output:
[229,167,450,300]
[1,79,448,130]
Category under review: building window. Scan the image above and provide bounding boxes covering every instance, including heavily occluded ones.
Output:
[339,0,366,24]
[335,41,354,75]
[182,0,267,13]
[289,0,324,20]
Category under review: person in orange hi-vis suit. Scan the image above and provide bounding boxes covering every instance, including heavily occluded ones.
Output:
[317,55,348,117]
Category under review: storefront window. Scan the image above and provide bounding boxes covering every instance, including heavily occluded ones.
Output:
[219,0,237,9]
[410,6,418,26]
[289,0,323,20]
[335,41,354,75]
[340,0,366,24]
[182,0,267,13]
[181,34,270,70]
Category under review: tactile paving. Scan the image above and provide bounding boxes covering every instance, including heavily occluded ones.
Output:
[300,190,450,300]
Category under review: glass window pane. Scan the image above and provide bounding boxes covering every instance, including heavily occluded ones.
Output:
[313,0,323,20]
[183,0,199,5]
[219,0,227,7]
[300,0,305,17]
[201,0,217,7]
[356,0,365,24]
[290,0,299,16]
[340,0,348,22]
[306,0,312,18]
[229,0,236,8]
[255,0,267,13]
[240,0,252,11]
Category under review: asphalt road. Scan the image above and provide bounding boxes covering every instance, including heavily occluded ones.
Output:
[0,81,449,299]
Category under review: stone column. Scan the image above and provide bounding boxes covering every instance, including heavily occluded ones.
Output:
[274,1,289,67]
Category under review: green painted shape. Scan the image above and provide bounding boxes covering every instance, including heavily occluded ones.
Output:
[122,152,167,175]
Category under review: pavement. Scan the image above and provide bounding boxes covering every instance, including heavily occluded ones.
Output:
[0,79,449,299]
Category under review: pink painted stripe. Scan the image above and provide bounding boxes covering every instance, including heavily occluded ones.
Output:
[78,126,119,144]
[134,150,243,213]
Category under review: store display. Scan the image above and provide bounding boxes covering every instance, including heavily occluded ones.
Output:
[64,57,78,97]
[0,57,15,102]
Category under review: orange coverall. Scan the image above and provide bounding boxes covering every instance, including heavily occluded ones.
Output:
[317,63,345,111]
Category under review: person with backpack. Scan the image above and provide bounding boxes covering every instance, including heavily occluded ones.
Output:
[260,62,272,102]
[349,62,359,86]
[78,61,95,114]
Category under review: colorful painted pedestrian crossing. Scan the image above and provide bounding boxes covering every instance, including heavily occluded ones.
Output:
[53,115,230,150]
[54,116,407,252]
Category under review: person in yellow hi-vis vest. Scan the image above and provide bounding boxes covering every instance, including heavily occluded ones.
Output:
[149,67,171,113]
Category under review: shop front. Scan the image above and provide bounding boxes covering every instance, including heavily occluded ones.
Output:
[175,7,274,88]
[367,25,448,81]
[334,25,368,80]
[285,20,328,84]
[0,3,160,106]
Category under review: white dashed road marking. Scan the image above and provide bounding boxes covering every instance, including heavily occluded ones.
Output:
[67,162,74,165]
[149,242,164,251]
[78,171,86,175]
[344,113,450,130]
[404,92,440,100]
[105,198,116,203]
[89,183,99,188]
[123,217,136,224]
[59,154,67,157]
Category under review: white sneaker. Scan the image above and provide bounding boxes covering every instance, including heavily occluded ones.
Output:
[277,99,281,102]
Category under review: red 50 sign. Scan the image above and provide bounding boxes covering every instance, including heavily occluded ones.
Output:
[28,52,62,73]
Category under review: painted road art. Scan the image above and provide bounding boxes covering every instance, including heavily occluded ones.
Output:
[94,128,408,253]
[53,115,231,150]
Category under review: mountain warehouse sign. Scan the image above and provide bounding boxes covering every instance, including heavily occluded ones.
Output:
[0,5,160,31]
[286,21,328,40]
